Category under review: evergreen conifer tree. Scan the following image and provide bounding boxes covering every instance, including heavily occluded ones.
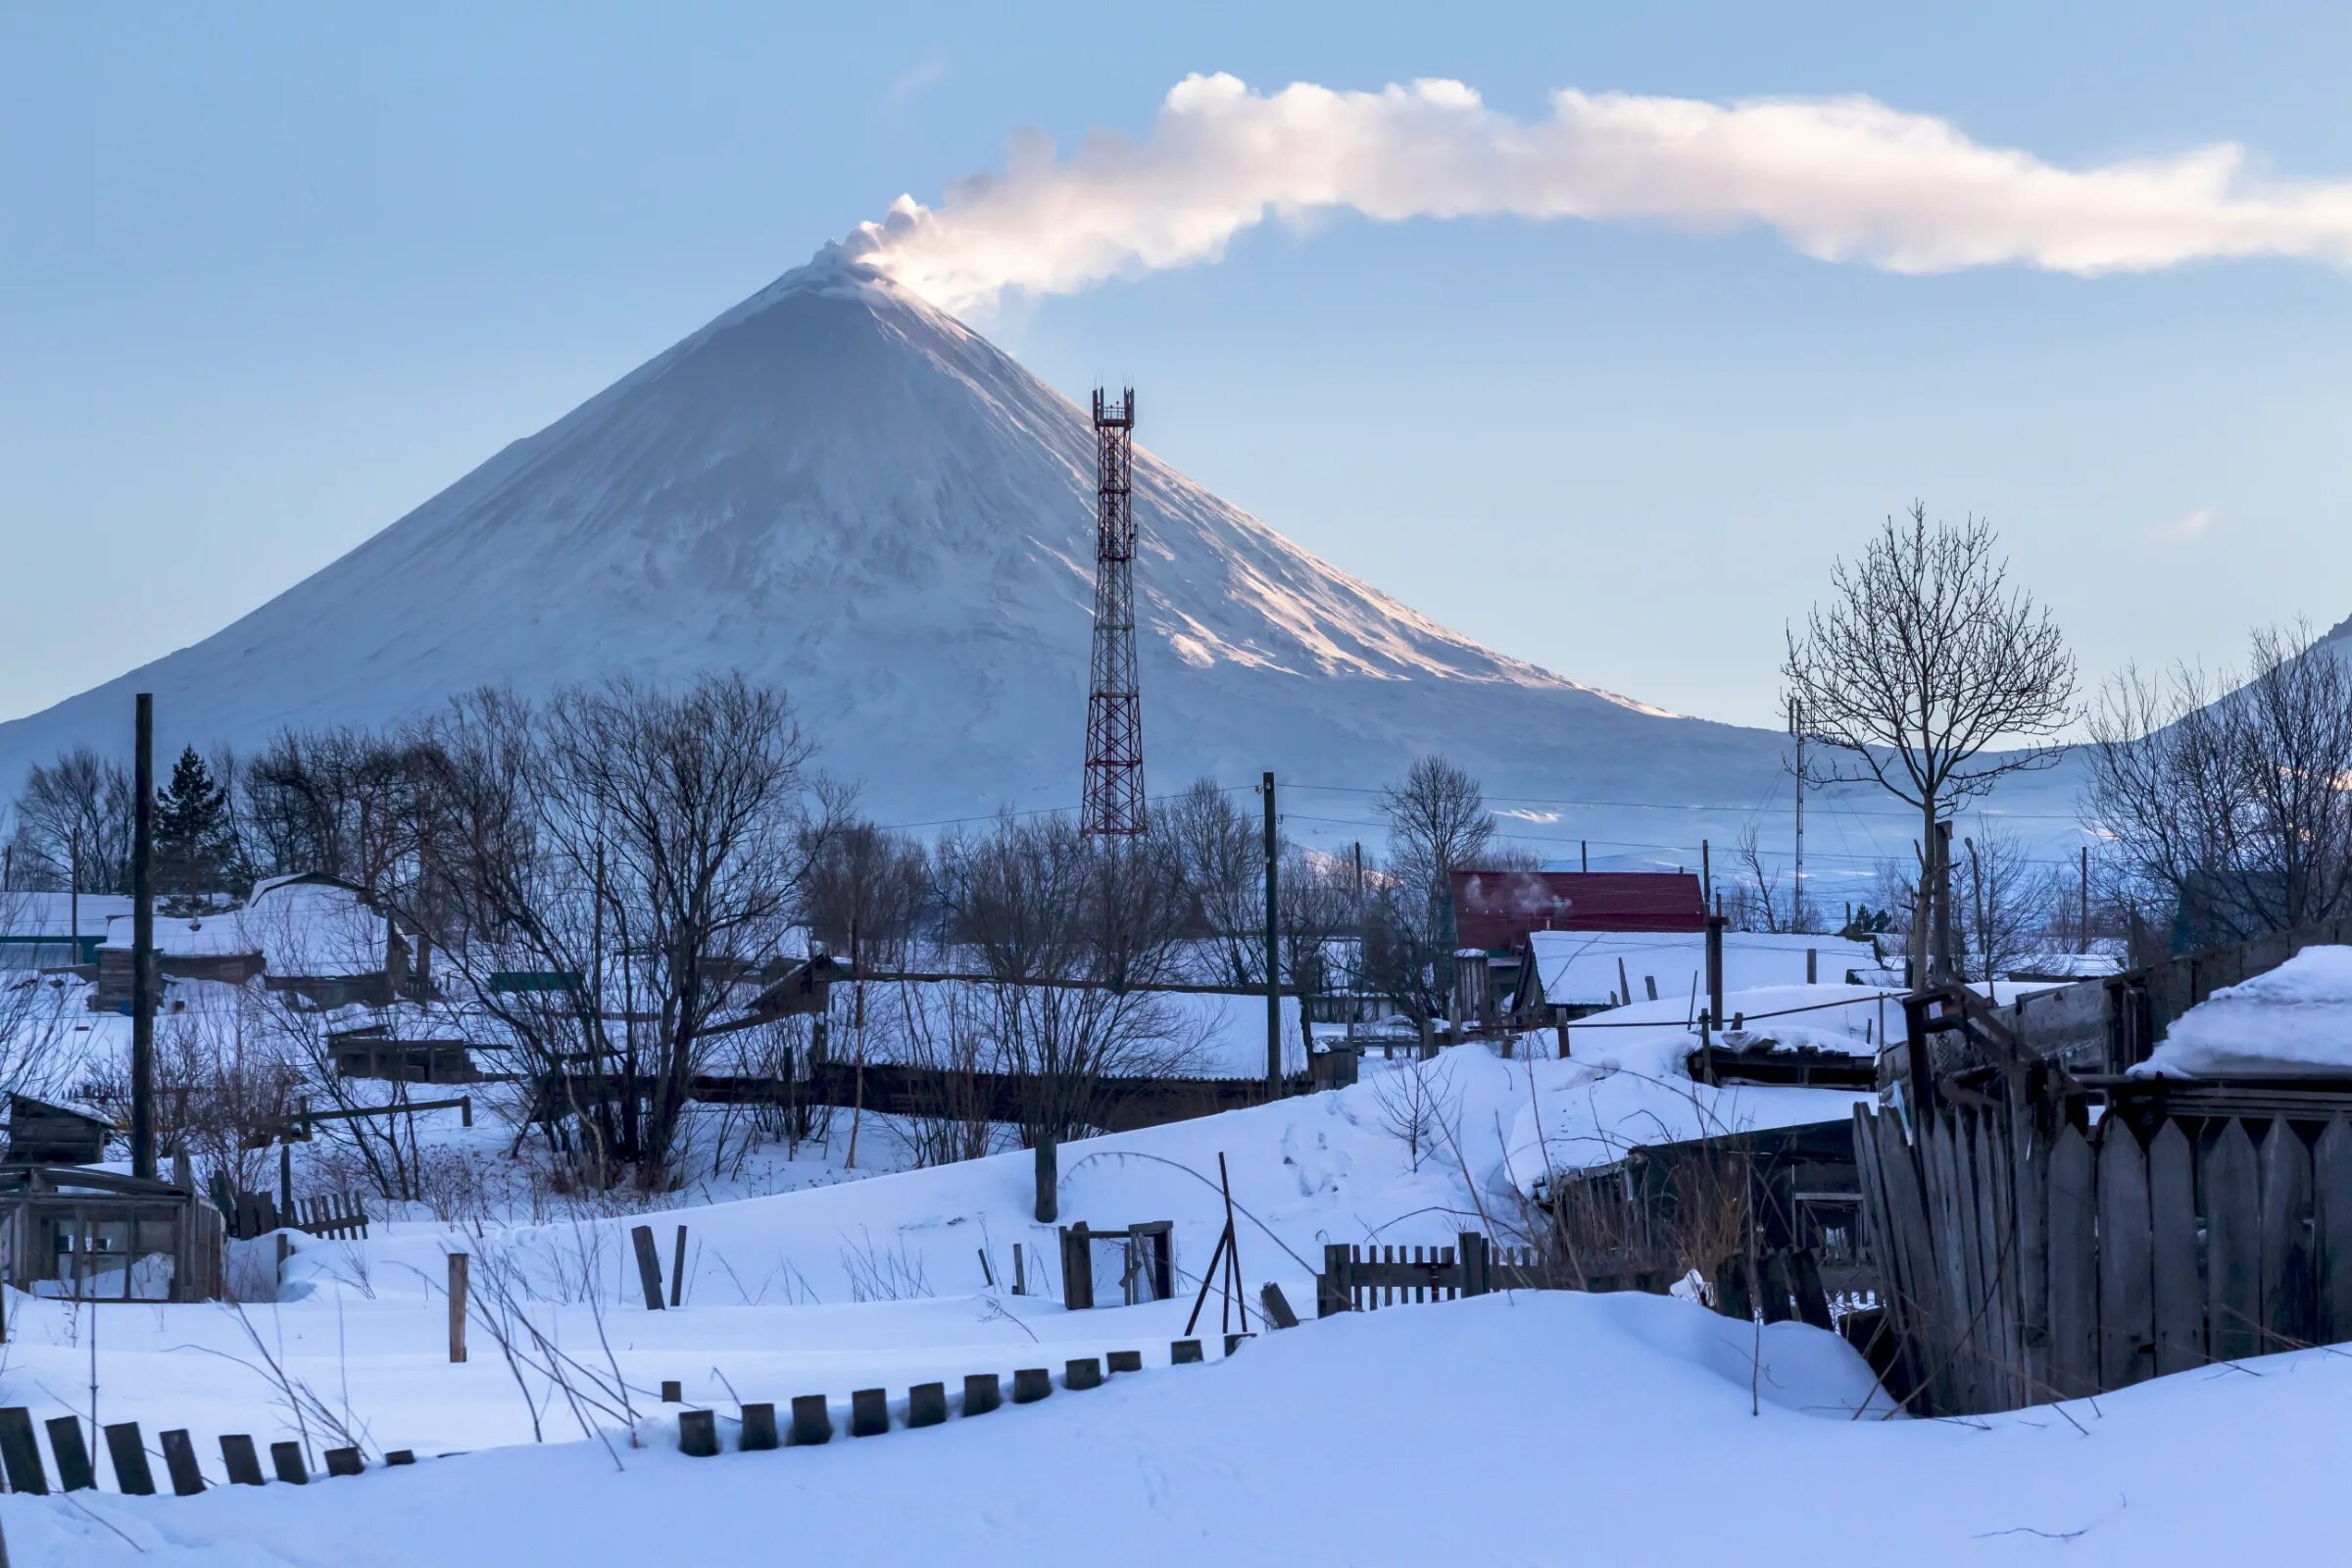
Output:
[154,745,232,909]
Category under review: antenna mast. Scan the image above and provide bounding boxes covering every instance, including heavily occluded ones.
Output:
[1081,387,1146,836]
[1788,694,1806,933]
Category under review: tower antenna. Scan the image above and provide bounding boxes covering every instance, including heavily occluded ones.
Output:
[1081,387,1146,836]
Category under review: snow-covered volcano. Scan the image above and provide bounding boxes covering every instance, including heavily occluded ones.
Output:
[3,250,1842,844]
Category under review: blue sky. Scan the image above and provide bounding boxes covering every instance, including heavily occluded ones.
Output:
[4,2,2349,727]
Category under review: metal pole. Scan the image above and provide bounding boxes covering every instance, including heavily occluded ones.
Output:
[1262,771,1280,1099]
[131,693,156,1182]
[1788,695,1805,933]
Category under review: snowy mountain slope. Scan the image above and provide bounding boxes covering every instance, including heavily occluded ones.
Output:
[0,248,2066,849]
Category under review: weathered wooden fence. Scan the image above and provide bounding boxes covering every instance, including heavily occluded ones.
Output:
[218,1187,369,1243]
[1314,1232,1541,1315]
[1854,1090,2352,1415]
[0,1404,412,1497]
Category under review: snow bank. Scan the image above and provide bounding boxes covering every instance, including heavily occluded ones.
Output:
[16,1285,2352,1566]
[2132,945,2352,1079]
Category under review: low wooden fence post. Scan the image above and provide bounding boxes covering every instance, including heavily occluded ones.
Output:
[160,1429,205,1495]
[220,1434,265,1487]
[45,1417,93,1492]
[669,1225,688,1309]
[851,1389,890,1436]
[907,1383,948,1428]
[270,1442,309,1485]
[104,1424,156,1494]
[788,1395,832,1446]
[961,1374,1001,1415]
[678,1410,717,1458]
[629,1224,664,1311]
[741,1402,779,1451]
[448,1252,468,1364]
[0,1408,49,1494]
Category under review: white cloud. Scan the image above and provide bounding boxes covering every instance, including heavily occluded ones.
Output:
[842,74,2352,313]
[2155,507,2216,542]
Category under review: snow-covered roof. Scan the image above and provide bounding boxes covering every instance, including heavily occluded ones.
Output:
[827,978,1307,1079]
[2132,946,2352,1079]
[98,873,388,977]
[1527,929,1880,1008]
[0,893,134,940]
[101,911,256,957]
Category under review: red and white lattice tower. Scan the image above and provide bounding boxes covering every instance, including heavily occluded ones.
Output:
[1080,387,1146,836]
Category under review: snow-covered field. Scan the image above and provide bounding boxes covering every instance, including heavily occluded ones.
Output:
[0,982,2337,1564]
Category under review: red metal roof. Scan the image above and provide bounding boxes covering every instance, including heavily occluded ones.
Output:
[1448,870,1707,951]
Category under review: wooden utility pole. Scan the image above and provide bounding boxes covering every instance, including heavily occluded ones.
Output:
[1701,838,1711,909]
[130,693,156,1182]
[1262,772,1281,1099]
[2079,845,2090,955]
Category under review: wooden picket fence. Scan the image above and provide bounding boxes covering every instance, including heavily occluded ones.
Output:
[1315,1232,1542,1315]
[667,1332,1256,1458]
[0,1403,412,1497]
[1853,1092,2352,1416]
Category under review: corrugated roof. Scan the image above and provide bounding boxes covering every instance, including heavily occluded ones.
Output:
[1449,870,1706,952]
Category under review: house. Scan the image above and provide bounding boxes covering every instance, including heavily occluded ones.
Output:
[1520,928,1880,1020]
[1447,870,1708,1026]
[95,871,408,1010]
[0,891,135,970]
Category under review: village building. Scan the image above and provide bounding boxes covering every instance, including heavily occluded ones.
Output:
[1446,869,1708,1026]
[95,871,408,1010]
[0,890,135,970]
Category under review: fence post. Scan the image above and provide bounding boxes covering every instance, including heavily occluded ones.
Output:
[1170,1339,1203,1364]
[1011,1368,1052,1403]
[961,1373,1002,1416]
[160,1429,205,1495]
[850,1389,890,1436]
[448,1252,468,1363]
[323,1446,364,1479]
[629,1224,665,1311]
[44,1417,93,1492]
[0,1408,49,1494]
[105,1424,158,1494]
[670,1225,689,1309]
[741,1402,779,1451]
[219,1434,265,1487]
[788,1395,833,1446]
[1106,1349,1143,1373]
[1259,1283,1300,1329]
[1034,1137,1058,1224]
[1064,1358,1102,1392]
[677,1410,717,1458]
[907,1383,948,1427]
[1317,1242,1351,1317]
[1458,1231,1488,1298]
[270,1442,309,1485]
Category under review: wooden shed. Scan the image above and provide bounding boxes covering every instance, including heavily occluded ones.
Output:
[4,1094,112,1164]
[0,1166,224,1301]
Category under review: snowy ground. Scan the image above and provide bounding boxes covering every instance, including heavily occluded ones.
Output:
[0,981,2335,1563]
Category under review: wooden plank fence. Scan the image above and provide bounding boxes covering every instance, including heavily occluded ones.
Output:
[218,1187,368,1243]
[1854,1085,2352,1415]
[0,1405,415,1498]
[1314,1231,1541,1315]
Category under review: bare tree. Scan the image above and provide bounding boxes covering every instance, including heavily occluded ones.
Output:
[1955,825,2052,984]
[420,674,827,1188]
[1371,1054,1458,1173]
[1160,776,1260,987]
[1727,823,1789,933]
[14,748,134,894]
[1379,755,1495,897]
[932,813,1200,1147]
[1783,505,2075,981]
[2083,622,2352,948]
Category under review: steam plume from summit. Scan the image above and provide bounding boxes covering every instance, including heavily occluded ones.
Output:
[846,73,2352,312]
